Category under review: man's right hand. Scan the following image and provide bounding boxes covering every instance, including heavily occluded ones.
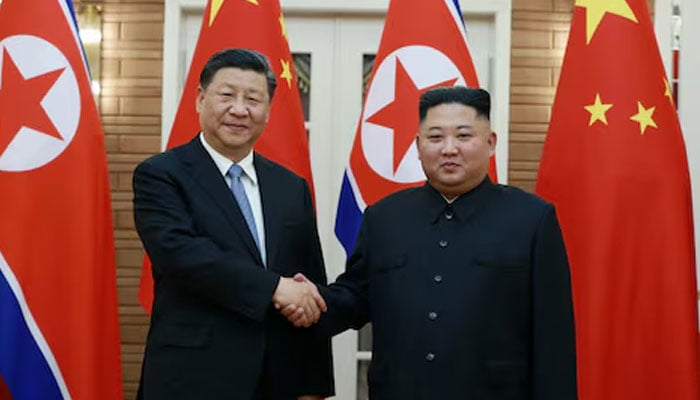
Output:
[272,275,326,327]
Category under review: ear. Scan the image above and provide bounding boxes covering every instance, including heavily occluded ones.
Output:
[414,133,422,160]
[488,131,497,156]
[195,85,205,113]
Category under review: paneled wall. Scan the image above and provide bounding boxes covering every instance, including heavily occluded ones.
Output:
[92,0,655,398]
[99,1,164,397]
[508,0,571,191]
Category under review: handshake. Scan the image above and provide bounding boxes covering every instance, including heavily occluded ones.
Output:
[272,273,325,328]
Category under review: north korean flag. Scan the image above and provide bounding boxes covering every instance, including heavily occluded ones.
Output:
[335,0,492,255]
[0,0,123,398]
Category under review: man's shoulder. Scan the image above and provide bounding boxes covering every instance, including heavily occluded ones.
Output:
[253,153,306,185]
[493,183,553,211]
[136,149,176,174]
[138,138,197,168]
[370,186,426,209]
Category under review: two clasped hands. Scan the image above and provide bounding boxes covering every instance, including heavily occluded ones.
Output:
[271,273,323,327]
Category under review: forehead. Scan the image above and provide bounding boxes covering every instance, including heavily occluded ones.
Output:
[208,67,268,93]
[422,103,479,124]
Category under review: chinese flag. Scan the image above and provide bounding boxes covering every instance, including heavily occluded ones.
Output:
[138,0,312,312]
[536,0,700,399]
[335,0,494,255]
[0,0,123,398]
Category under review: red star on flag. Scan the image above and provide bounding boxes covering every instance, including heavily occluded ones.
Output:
[0,48,65,155]
[366,58,457,173]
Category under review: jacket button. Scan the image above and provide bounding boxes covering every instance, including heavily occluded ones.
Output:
[428,312,438,320]
[439,240,448,248]
[434,275,442,283]
[445,212,454,220]
[426,353,435,361]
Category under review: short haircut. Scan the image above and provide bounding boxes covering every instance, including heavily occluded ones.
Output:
[419,86,491,122]
[199,48,277,100]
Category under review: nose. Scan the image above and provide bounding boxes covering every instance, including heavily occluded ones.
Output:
[228,98,249,116]
[441,136,458,154]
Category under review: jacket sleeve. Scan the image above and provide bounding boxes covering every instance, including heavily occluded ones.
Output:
[531,205,578,399]
[133,157,280,322]
[317,208,372,336]
[292,179,335,396]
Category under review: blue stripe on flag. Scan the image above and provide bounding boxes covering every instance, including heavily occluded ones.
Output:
[64,0,79,33]
[0,273,62,399]
[62,0,94,80]
[451,0,463,19]
[334,171,364,257]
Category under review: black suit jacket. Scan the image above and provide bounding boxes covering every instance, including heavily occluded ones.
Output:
[133,136,334,399]
[320,178,576,399]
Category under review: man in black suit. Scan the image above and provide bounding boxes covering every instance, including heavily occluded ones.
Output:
[287,86,577,399]
[133,48,333,400]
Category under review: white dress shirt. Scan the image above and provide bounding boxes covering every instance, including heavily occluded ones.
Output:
[199,133,267,265]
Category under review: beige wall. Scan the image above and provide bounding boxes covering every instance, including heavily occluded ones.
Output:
[99,2,163,397]
[95,0,655,397]
[509,0,571,191]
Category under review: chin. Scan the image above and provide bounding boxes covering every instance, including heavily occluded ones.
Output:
[437,173,466,183]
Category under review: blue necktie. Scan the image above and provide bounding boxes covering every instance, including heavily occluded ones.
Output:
[228,164,261,252]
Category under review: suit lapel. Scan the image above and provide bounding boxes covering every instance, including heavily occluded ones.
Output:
[177,138,263,264]
[255,154,283,269]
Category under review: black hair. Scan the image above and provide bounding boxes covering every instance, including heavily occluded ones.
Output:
[419,86,490,122]
[199,48,277,100]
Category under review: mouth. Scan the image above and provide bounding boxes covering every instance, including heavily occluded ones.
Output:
[224,123,249,132]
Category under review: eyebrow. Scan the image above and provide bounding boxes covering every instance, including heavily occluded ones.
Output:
[426,124,473,131]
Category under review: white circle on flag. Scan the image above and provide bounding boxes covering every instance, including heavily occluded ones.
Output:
[361,45,466,183]
[0,35,80,172]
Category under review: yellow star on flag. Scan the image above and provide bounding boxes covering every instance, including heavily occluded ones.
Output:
[584,93,613,126]
[279,13,287,39]
[209,0,225,26]
[280,59,293,88]
[630,101,657,134]
[575,0,638,44]
[246,0,258,5]
[664,77,674,106]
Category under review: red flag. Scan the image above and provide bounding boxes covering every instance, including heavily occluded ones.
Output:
[335,0,494,254]
[0,0,123,398]
[536,0,700,398]
[138,0,312,312]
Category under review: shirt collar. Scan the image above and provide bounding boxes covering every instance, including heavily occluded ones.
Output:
[423,176,495,224]
[199,133,258,185]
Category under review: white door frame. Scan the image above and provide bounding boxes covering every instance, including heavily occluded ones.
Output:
[656,0,700,305]
[654,0,675,78]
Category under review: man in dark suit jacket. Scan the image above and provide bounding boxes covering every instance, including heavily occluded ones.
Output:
[133,48,333,400]
[287,86,577,399]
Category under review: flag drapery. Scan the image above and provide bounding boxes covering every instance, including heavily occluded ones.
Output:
[536,0,700,398]
[0,0,123,398]
[138,0,313,313]
[335,0,491,255]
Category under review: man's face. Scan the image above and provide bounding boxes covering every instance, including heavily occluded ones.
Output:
[416,102,495,198]
[196,67,270,161]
